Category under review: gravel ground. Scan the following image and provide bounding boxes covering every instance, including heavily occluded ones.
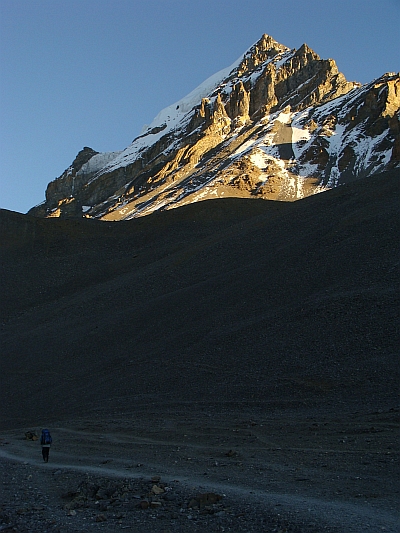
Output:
[0,404,399,533]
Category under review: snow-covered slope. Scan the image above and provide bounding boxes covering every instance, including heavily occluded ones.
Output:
[29,34,400,220]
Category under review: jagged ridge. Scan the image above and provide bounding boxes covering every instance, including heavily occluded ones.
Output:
[29,34,400,219]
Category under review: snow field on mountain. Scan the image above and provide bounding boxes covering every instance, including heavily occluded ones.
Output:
[77,151,122,176]
[94,53,247,178]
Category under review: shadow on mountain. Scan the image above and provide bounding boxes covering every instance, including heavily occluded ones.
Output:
[0,170,399,429]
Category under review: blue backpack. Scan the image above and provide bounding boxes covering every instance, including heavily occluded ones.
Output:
[41,429,52,445]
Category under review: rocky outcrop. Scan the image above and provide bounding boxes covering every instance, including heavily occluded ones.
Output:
[47,146,98,204]
[29,147,98,217]
[29,147,122,218]
[30,35,399,220]
[235,34,289,77]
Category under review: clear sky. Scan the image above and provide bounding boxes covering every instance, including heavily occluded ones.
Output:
[0,0,399,214]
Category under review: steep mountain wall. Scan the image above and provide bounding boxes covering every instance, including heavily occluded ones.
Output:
[28,35,400,220]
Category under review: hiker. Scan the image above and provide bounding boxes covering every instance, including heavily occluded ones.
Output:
[40,428,52,462]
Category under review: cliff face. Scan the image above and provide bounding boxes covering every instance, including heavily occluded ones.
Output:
[29,34,400,220]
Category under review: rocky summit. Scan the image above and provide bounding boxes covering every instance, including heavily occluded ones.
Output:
[28,34,400,220]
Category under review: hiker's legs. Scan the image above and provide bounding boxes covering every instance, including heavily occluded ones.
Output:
[42,447,49,462]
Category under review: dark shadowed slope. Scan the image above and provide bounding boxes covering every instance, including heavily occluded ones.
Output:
[0,170,399,429]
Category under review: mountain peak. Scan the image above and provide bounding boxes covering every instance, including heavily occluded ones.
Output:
[236,33,289,77]
[28,35,400,220]
[253,33,289,55]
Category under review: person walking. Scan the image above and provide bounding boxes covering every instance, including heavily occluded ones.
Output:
[40,428,52,462]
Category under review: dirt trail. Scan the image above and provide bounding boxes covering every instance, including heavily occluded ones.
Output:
[1,418,399,533]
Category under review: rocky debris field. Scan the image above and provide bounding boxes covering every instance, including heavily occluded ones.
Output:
[0,404,399,533]
[0,463,318,533]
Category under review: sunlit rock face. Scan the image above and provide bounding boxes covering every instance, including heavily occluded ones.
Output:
[28,35,400,220]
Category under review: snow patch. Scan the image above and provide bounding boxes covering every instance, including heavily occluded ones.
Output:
[142,54,245,136]
[276,109,291,124]
[77,151,121,176]
[274,50,295,70]
[249,151,285,173]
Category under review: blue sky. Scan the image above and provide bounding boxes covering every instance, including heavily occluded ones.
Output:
[0,0,399,214]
